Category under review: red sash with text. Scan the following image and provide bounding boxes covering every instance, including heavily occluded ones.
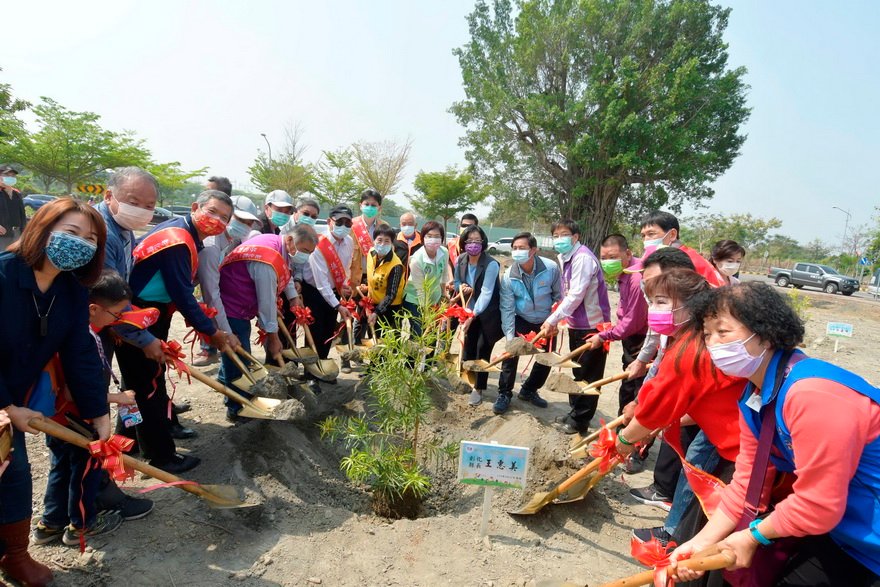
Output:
[132,227,199,281]
[351,217,374,257]
[317,235,348,291]
[220,244,291,297]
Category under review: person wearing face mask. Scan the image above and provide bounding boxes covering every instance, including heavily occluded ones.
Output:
[219,224,316,420]
[192,195,263,369]
[357,225,406,336]
[117,190,238,474]
[541,219,612,435]
[639,210,726,287]
[0,198,110,586]
[301,205,356,393]
[403,221,452,336]
[709,239,746,286]
[672,282,880,587]
[448,213,478,269]
[259,190,295,235]
[292,197,321,229]
[397,211,422,255]
[495,232,561,415]
[615,268,745,551]
[0,165,27,252]
[454,225,503,406]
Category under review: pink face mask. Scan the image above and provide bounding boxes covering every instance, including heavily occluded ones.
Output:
[647,306,688,336]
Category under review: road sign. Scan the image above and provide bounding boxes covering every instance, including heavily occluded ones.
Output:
[76,184,105,195]
[859,257,870,266]
[458,441,529,490]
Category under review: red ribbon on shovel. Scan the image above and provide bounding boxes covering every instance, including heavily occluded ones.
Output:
[88,435,136,482]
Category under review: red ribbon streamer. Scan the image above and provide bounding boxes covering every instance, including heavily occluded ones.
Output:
[292,306,315,326]
[518,330,548,349]
[88,435,135,482]
[597,321,613,352]
[255,328,268,345]
[631,536,686,587]
[162,341,192,384]
[589,419,621,474]
[183,303,219,352]
[444,304,473,321]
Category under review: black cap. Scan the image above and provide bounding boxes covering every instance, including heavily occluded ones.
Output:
[329,204,354,220]
[0,165,19,175]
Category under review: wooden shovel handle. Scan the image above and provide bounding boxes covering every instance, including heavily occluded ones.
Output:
[558,456,606,493]
[236,347,264,367]
[345,317,355,351]
[224,348,257,385]
[276,312,297,348]
[29,417,224,504]
[557,341,591,364]
[301,323,319,352]
[598,546,731,587]
[583,372,629,391]
[486,352,513,369]
[188,366,270,416]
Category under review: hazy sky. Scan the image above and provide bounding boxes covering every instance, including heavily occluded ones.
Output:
[3,1,878,246]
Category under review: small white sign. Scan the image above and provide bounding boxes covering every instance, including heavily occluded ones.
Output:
[458,441,529,490]
[826,322,854,338]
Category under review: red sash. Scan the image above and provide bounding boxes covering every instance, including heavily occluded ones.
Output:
[352,217,374,257]
[448,241,460,267]
[133,227,199,281]
[664,421,727,516]
[317,236,348,290]
[220,244,291,297]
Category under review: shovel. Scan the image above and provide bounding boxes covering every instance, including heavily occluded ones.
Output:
[223,348,259,391]
[554,455,623,504]
[542,373,601,396]
[598,546,733,587]
[510,454,606,515]
[188,366,283,420]
[277,313,319,364]
[236,348,281,373]
[29,416,252,509]
[533,341,587,368]
[569,415,626,455]
[301,322,340,382]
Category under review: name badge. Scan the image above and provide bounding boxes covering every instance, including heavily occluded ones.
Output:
[745,393,763,412]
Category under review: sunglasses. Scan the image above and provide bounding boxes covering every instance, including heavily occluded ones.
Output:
[333,218,353,227]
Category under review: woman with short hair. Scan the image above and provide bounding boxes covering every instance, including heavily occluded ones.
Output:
[709,239,746,286]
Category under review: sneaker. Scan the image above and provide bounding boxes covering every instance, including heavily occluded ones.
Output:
[32,522,64,545]
[517,389,549,408]
[341,360,352,374]
[191,350,219,367]
[468,389,483,406]
[626,452,647,474]
[493,394,511,415]
[172,401,191,415]
[62,511,123,546]
[169,422,197,439]
[629,485,672,511]
[632,526,672,547]
[118,496,154,521]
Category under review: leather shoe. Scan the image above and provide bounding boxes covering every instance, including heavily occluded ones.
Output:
[172,401,191,415]
[151,454,200,475]
[170,423,197,439]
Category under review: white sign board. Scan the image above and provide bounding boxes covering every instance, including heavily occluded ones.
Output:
[458,441,529,490]
[826,322,854,338]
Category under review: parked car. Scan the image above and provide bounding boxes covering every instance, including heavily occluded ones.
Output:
[149,207,174,225]
[315,218,329,236]
[867,268,880,297]
[22,194,57,214]
[487,237,514,254]
[167,205,191,217]
[768,262,860,296]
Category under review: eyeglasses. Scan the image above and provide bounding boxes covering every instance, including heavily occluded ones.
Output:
[464,239,483,245]
[333,218,353,227]
[101,307,124,321]
[298,210,318,219]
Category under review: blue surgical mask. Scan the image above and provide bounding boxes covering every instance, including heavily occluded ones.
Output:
[511,250,530,264]
[271,211,291,227]
[291,250,311,266]
[332,225,351,239]
[297,215,317,227]
[227,218,250,240]
[400,225,415,237]
[374,243,392,257]
[2,176,17,187]
[553,236,574,255]
[45,231,97,271]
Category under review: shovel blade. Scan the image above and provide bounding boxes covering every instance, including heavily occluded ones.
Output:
[461,360,500,373]
[231,376,254,392]
[534,353,563,367]
[305,359,339,382]
[509,489,557,515]
[198,484,257,509]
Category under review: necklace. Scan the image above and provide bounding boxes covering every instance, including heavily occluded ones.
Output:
[32,293,57,337]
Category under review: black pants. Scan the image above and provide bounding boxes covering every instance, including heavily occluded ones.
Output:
[775,534,880,586]
[619,334,646,415]
[114,300,177,464]
[497,316,554,396]
[653,424,700,498]
[375,305,401,339]
[300,282,338,371]
[462,316,502,390]
[567,327,608,428]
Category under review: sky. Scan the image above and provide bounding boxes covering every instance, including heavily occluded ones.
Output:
[2,0,878,246]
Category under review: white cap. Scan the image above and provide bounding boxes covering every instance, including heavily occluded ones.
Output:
[264,190,294,208]
[231,195,260,222]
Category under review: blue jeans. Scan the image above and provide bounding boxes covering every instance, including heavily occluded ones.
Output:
[218,317,253,416]
[0,430,33,524]
[42,435,101,529]
[663,430,719,534]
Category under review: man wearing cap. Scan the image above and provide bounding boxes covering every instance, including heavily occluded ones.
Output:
[259,190,294,235]
[192,195,263,367]
[301,205,355,392]
[0,165,27,252]
[397,211,422,256]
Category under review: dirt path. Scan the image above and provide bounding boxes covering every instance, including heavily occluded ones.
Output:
[22,288,879,586]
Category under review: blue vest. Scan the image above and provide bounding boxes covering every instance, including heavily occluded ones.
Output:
[740,349,880,575]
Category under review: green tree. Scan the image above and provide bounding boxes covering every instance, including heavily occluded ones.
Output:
[680,213,782,254]
[309,148,366,207]
[0,97,152,194]
[248,123,311,196]
[352,138,412,197]
[0,68,27,145]
[148,162,208,206]
[408,167,489,228]
[451,0,750,250]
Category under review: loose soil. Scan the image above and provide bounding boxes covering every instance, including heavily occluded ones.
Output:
[23,282,880,586]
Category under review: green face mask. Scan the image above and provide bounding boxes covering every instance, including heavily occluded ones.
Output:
[361,205,379,219]
[601,258,624,279]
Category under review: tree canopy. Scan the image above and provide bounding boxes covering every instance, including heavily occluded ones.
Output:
[409,167,489,227]
[451,0,750,249]
[309,148,366,207]
[352,138,412,197]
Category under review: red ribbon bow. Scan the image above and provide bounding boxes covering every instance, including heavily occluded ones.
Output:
[631,536,684,587]
[183,303,218,351]
[162,340,191,383]
[596,322,613,352]
[444,304,473,321]
[88,435,135,482]
[589,419,621,474]
[518,330,548,349]
[359,297,376,314]
[292,306,315,326]
[339,299,357,314]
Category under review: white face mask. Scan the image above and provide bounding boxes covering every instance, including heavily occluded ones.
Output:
[707,333,767,378]
[401,225,416,237]
[424,236,442,250]
[720,262,741,277]
[643,230,672,248]
[113,201,154,230]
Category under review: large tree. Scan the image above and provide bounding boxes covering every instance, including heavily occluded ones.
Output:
[451,0,750,249]
[0,68,27,145]
[352,138,413,197]
[248,123,311,195]
[680,212,782,254]
[409,167,489,228]
[309,148,366,207]
[0,97,152,193]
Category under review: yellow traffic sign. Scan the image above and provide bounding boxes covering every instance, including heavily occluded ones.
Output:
[76,184,105,195]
